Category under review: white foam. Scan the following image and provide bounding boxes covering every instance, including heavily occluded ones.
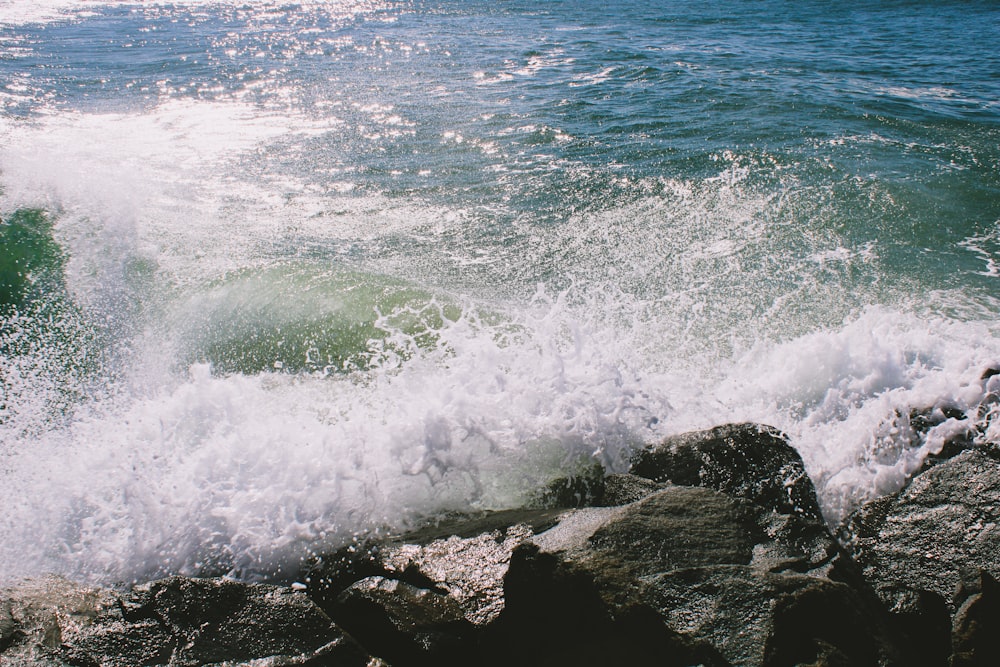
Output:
[4,264,999,585]
[0,286,664,584]
[2,11,999,586]
[712,307,1000,524]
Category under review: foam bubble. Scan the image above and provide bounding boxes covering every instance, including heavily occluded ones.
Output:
[4,262,998,585]
[0,286,662,584]
[713,306,1000,524]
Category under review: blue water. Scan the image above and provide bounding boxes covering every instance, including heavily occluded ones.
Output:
[2,0,999,584]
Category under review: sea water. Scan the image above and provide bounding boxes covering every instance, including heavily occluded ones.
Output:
[2,0,999,585]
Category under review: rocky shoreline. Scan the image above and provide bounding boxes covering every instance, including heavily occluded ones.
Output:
[3,421,999,666]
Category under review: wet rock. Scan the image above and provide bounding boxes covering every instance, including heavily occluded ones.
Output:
[630,423,823,520]
[952,568,1000,667]
[300,425,884,666]
[0,576,114,666]
[0,575,372,667]
[874,584,951,667]
[481,542,728,667]
[842,449,1000,666]
[762,574,909,667]
[492,487,909,666]
[904,404,976,472]
[599,473,666,506]
[630,424,846,578]
[335,576,473,666]
[532,462,607,508]
[307,509,564,629]
[306,511,573,665]
[844,449,1000,611]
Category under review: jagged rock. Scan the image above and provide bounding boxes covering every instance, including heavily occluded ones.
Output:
[0,576,115,666]
[874,584,951,667]
[599,473,666,506]
[307,509,564,630]
[0,575,372,667]
[899,368,1000,473]
[532,467,668,509]
[630,424,845,577]
[532,462,607,508]
[952,569,1000,666]
[7,419,954,667]
[493,486,908,666]
[306,511,569,665]
[480,542,729,667]
[841,449,1000,666]
[844,449,1000,610]
[335,576,473,665]
[308,484,904,666]
[630,423,823,520]
[301,424,897,666]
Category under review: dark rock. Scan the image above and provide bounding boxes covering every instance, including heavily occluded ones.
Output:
[844,449,1000,612]
[586,487,757,578]
[9,415,961,667]
[907,404,976,471]
[875,585,951,667]
[0,598,20,653]
[764,574,909,667]
[841,449,1000,666]
[304,481,873,666]
[335,576,473,666]
[599,473,666,506]
[300,433,892,667]
[501,487,909,666]
[398,507,565,543]
[307,510,564,629]
[480,542,728,667]
[0,576,114,666]
[837,494,896,547]
[531,462,606,508]
[630,424,847,578]
[0,575,372,667]
[630,423,823,520]
[951,569,1000,667]
[892,368,1000,472]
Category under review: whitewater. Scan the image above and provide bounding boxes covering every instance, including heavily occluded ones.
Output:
[2,0,999,586]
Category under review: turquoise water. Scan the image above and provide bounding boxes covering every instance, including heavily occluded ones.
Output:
[2,0,999,584]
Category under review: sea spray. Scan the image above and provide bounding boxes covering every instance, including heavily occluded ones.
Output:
[2,0,999,586]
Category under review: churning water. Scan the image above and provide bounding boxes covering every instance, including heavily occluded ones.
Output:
[2,0,1000,584]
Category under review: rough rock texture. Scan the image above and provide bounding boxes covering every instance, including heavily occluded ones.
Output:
[504,487,906,667]
[307,516,553,665]
[302,424,908,666]
[335,576,473,666]
[0,575,372,666]
[599,473,667,506]
[951,568,1000,667]
[481,542,728,667]
[845,449,1000,608]
[0,577,115,667]
[9,420,993,667]
[630,423,823,520]
[842,448,1000,666]
[307,514,557,627]
[630,424,849,579]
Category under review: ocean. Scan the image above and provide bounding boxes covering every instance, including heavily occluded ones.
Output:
[2,0,999,586]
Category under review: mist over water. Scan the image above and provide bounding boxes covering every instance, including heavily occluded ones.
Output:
[2,0,1000,585]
